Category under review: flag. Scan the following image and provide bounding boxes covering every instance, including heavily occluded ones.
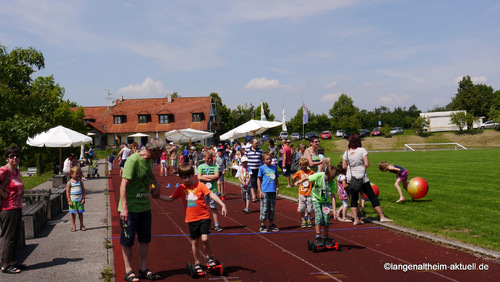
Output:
[260,101,267,121]
[303,104,308,124]
[282,106,287,131]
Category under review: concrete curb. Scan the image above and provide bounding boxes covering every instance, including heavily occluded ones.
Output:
[227,180,500,261]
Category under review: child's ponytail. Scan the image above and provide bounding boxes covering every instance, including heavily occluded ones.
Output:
[323,158,336,181]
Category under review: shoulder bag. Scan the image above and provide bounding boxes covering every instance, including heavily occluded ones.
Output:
[346,150,365,194]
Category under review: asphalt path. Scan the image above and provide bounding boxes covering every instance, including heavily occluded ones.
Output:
[109,165,499,281]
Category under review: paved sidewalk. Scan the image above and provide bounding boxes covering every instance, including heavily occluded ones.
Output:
[5,160,113,282]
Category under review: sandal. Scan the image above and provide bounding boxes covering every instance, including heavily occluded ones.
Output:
[207,257,218,267]
[71,227,76,232]
[80,226,87,231]
[14,263,28,270]
[139,268,161,280]
[2,265,21,274]
[124,270,139,282]
[194,264,204,274]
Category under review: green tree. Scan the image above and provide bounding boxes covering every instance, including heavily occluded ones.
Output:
[229,103,255,129]
[489,90,500,124]
[475,84,495,119]
[450,111,477,131]
[450,76,481,119]
[328,94,361,133]
[412,116,429,135]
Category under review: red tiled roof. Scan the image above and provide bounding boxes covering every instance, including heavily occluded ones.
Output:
[72,96,212,134]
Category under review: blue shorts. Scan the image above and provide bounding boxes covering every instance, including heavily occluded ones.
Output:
[120,210,152,246]
[218,173,225,182]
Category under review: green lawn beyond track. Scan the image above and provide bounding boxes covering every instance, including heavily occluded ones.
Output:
[227,148,500,252]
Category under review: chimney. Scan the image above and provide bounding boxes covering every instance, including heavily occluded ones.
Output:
[119,96,124,103]
[167,94,172,103]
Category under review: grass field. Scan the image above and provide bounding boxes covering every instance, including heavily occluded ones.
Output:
[227,147,500,252]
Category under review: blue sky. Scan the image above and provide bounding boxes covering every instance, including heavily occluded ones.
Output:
[2,0,499,120]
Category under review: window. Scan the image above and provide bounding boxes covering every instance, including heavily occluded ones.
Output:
[159,114,169,124]
[192,113,203,122]
[114,116,123,124]
[138,115,150,124]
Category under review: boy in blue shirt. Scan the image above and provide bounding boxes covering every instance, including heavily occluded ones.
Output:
[257,151,279,232]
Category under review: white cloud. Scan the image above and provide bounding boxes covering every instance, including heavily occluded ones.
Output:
[379,93,411,105]
[321,93,341,102]
[325,81,337,89]
[117,77,171,98]
[377,69,425,83]
[453,75,487,84]
[244,77,283,90]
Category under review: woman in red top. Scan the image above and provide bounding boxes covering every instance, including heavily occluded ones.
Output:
[0,146,26,274]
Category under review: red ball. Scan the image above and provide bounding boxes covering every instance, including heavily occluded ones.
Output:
[365,183,379,198]
[408,177,428,199]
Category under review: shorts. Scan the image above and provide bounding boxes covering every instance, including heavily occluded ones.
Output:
[250,169,259,188]
[171,158,177,167]
[205,193,219,209]
[313,201,331,227]
[241,186,251,201]
[161,160,167,166]
[120,210,152,246]
[69,201,85,214]
[341,199,349,208]
[218,173,225,182]
[260,192,276,221]
[188,218,211,239]
[108,162,113,171]
[398,170,408,182]
[283,164,291,176]
[297,195,313,213]
[120,158,127,168]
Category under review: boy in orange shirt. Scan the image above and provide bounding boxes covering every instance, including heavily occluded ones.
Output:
[158,163,227,275]
[292,157,315,228]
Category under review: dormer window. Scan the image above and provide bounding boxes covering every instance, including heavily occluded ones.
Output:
[138,114,151,124]
[113,115,126,124]
[159,114,170,124]
[192,113,204,122]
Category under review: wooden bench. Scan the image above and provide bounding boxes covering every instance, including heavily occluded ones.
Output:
[22,202,47,239]
[27,167,37,176]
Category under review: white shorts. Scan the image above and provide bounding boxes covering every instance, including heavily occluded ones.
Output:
[298,195,313,213]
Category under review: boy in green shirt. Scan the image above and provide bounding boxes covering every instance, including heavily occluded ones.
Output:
[197,150,223,232]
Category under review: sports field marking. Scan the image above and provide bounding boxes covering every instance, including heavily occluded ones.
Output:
[223,214,343,282]
[332,233,460,282]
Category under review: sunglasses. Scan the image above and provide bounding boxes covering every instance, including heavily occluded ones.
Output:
[8,154,20,159]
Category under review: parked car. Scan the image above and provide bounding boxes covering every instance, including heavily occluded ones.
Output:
[244,135,254,142]
[335,130,345,138]
[480,120,499,129]
[371,127,382,136]
[390,127,404,135]
[305,132,318,140]
[290,133,302,140]
[320,130,332,139]
[279,131,288,140]
[359,129,371,137]
[261,134,270,142]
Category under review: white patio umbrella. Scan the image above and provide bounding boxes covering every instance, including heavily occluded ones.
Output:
[128,133,149,137]
[27,125,92,172]
[165,128,214,144]
[219,119,282,141]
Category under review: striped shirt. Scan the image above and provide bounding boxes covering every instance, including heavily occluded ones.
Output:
[245,146,263,170]
[69,179,83,202]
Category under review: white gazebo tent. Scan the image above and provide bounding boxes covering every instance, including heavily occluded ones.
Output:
[219,119,282,141]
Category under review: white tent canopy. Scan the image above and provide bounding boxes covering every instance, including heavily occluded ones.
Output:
[27,125,92,147]
[219,119,282,141]
[128,133,149,137]
[165,128,214,144]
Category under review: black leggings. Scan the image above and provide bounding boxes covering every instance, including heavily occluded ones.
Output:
[350,181,380,208]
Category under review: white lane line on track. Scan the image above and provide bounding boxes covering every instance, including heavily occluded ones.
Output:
[151,199,233,282]
[223,214,342,282]
[333,233,460,282]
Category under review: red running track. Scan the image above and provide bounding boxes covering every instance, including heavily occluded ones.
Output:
[108,165,499,281]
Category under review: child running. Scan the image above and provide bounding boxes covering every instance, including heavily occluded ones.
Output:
[66,166,86,232]
[235,156,252,214]
[197,150,223,232]
[378,161,410,202]
[296,158,337,246]
[292,157,315,228]
[258,151,279,232]
[158,163,227,275]
[335,162,351,222]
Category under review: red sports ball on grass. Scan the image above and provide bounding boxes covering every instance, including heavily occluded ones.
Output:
[407,177,429,199]
[364,183,379,199]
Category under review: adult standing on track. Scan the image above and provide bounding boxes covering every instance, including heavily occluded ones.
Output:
[117,143,131,176]
[118,138,165,282]
[0,146,27,274]
[245,137,263,202]
[282,139,292,188]
[342,134,392,225]
[304,135,323,172]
